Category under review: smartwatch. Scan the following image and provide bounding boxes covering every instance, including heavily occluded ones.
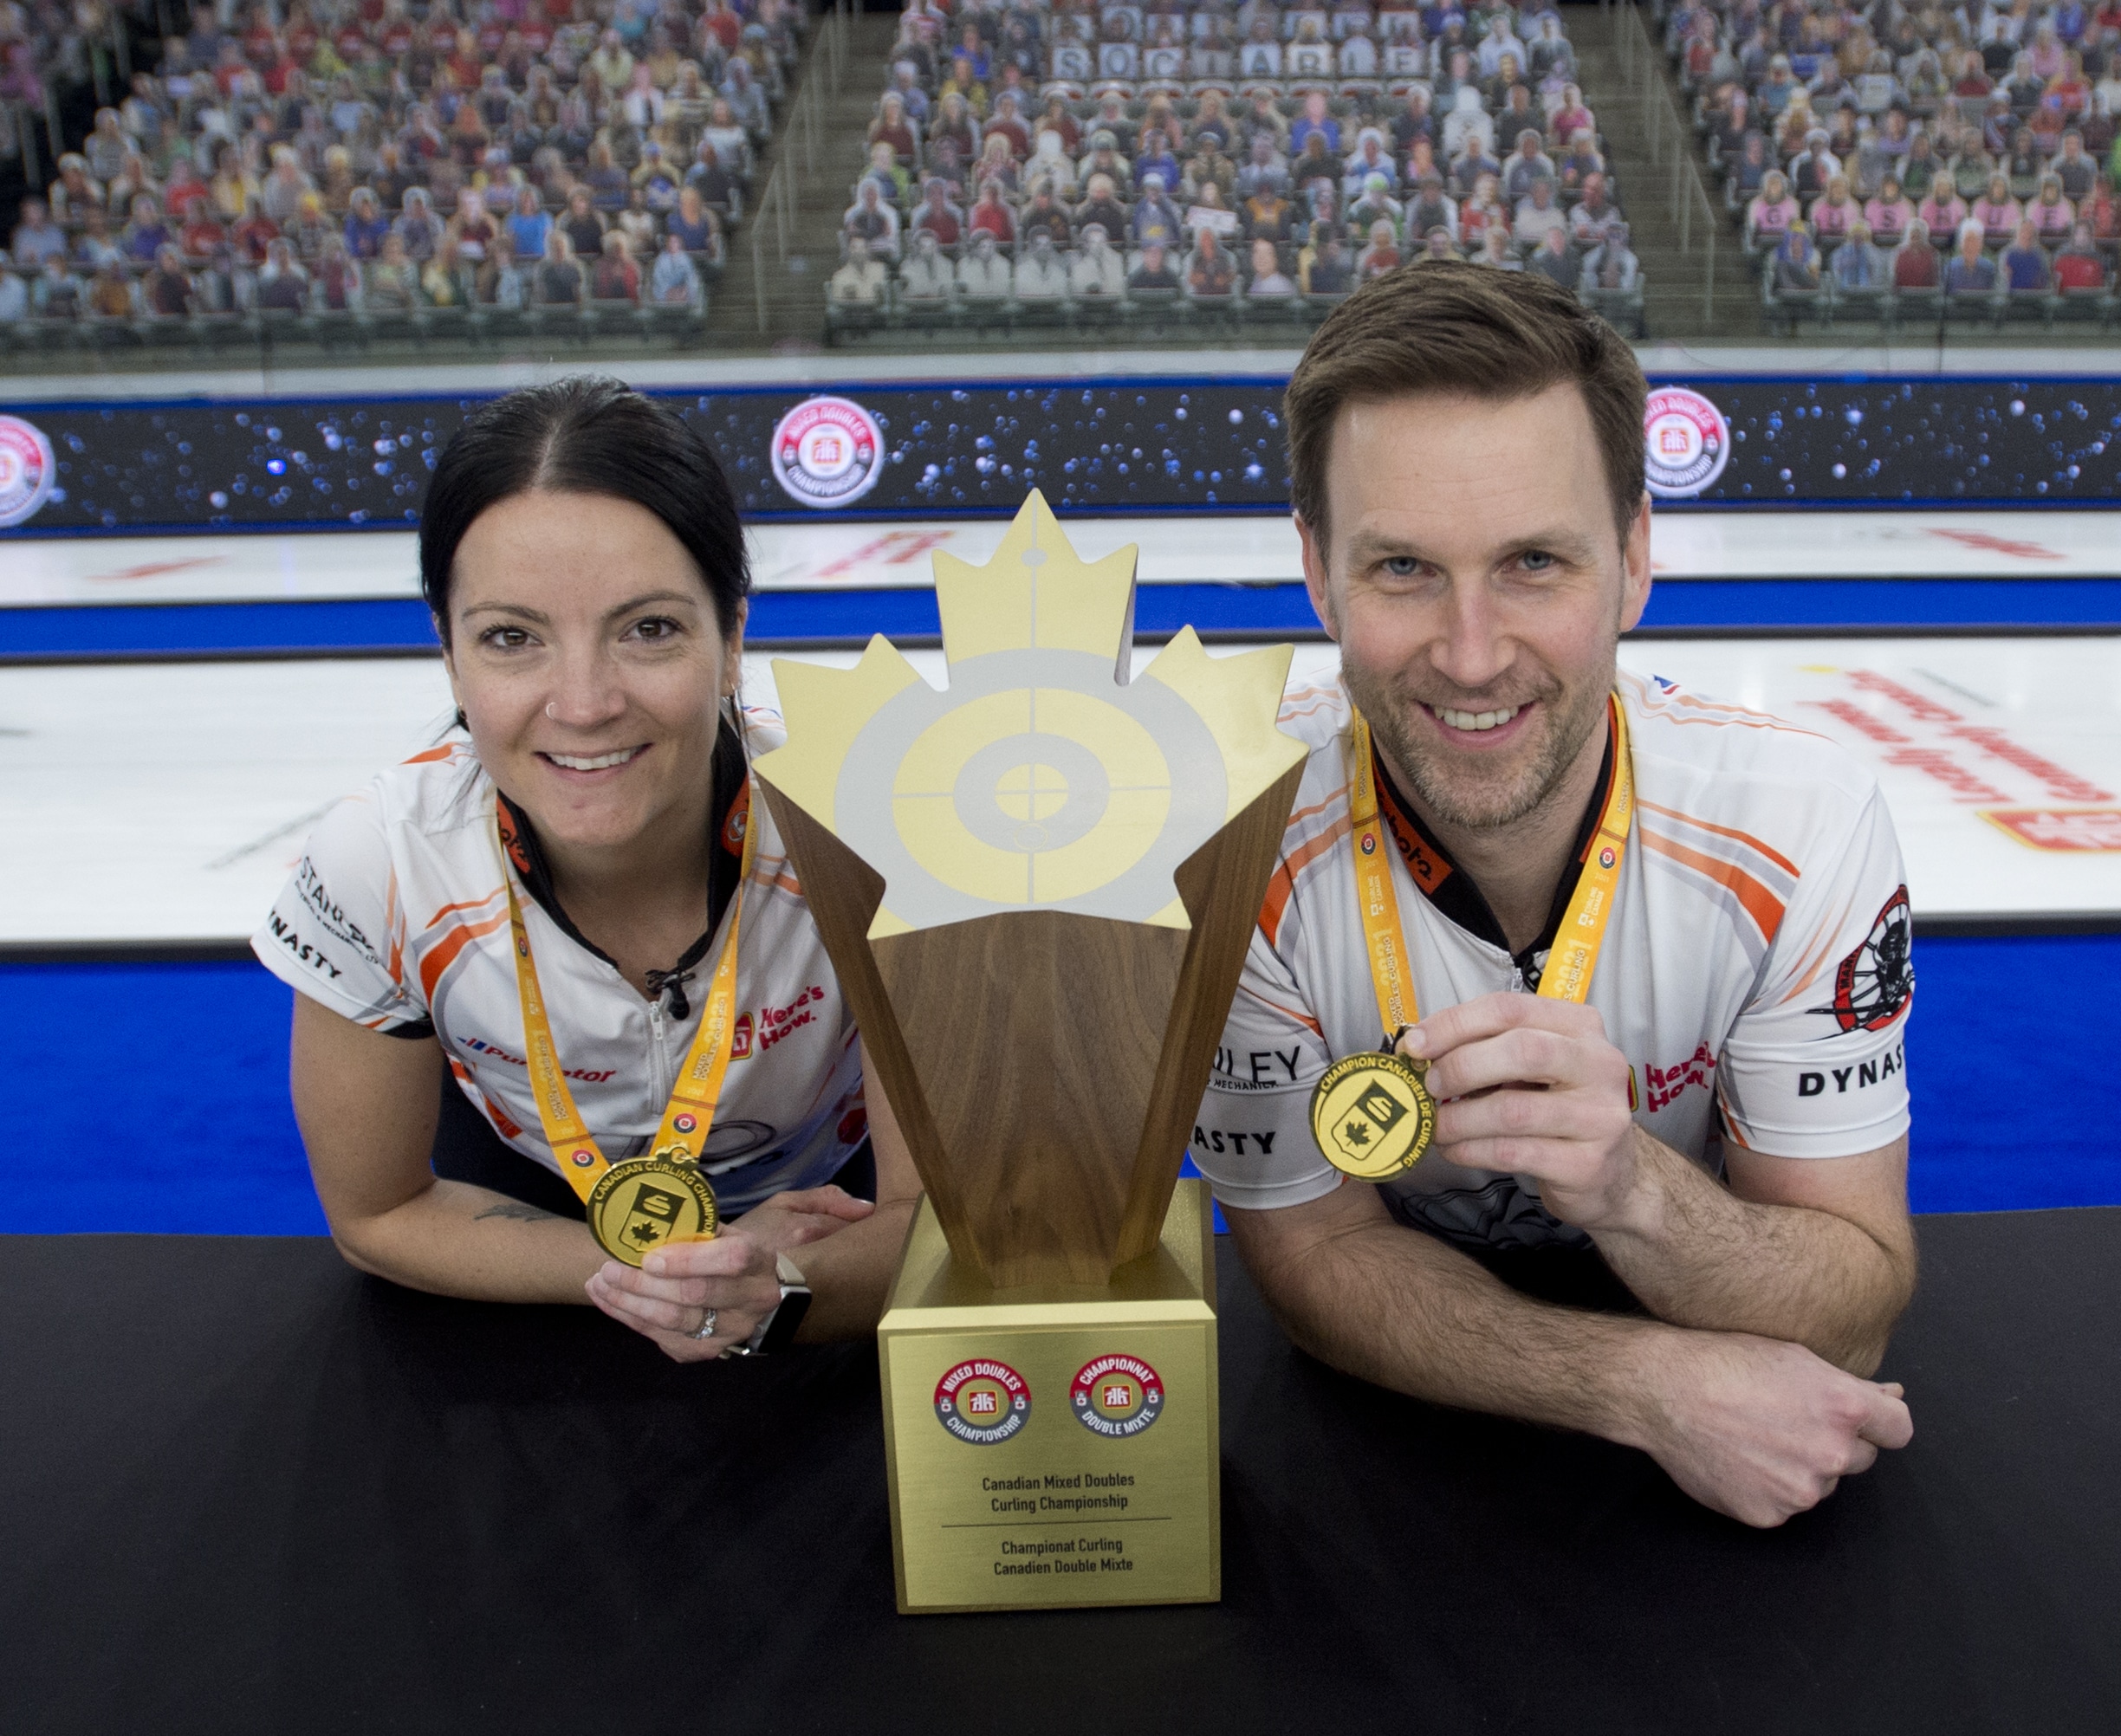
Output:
[732,1253,812,1357]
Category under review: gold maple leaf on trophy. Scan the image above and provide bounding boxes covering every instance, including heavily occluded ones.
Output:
[753,490,1306,940]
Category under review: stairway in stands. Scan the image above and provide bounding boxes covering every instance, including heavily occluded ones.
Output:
[1570,5,1761,340]
[746,11,905,347]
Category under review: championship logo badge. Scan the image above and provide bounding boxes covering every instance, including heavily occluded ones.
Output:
[1642,387,1730,499]
[770,395,885,509]
[0,415,56,528]
[1070,1354,1164,1439]
[934,1359,1031,1444]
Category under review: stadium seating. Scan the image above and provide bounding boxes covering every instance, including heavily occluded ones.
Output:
[1,0,808,354]
[1666,0,2121,331]
[826,0,1645,341]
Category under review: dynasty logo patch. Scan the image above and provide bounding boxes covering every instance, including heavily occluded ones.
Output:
[1817,885,1914,1033]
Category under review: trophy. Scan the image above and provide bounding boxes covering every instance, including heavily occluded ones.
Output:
[753,493,1305,1614]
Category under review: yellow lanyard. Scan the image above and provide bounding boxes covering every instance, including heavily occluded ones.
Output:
[1348,695,1633,1034]
[499,780,759,1197]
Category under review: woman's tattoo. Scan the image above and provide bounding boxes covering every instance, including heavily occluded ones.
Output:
[474,1199,561,1222]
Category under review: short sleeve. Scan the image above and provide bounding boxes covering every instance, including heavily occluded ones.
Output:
[1715,787,1914,1159]
[250,792,431,1033]
[1189,924,1342,1211]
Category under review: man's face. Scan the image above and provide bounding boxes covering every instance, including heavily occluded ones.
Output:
[1299,387,1651,831]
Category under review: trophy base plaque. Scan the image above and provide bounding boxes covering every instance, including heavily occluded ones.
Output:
[878,1180,1221,1615]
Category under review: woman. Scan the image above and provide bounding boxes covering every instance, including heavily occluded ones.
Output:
[1864,172,1915,244]
[1745,170,1800,250]
[260,381,916,1358]
[1809,172,1858,243]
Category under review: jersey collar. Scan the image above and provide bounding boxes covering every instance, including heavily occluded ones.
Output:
[1371,709,1617,990]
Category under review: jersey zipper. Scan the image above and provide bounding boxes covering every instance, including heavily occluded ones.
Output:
[645,994,675,1133]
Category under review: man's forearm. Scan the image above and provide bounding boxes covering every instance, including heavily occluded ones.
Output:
[1233,1196,1668,1451]
[1590,1132,1915,1373]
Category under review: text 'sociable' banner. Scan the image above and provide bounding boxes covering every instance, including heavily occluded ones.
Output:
[1,375,2118,536]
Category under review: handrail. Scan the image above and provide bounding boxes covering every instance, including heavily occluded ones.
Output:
[1612,0,1721,321]
[749,0,851,333]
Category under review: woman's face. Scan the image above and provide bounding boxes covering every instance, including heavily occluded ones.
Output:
[443,491,741,857]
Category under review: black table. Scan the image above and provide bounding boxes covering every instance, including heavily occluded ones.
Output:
[4,1211,2117,1734]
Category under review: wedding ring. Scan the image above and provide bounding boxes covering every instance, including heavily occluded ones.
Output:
[688,1306,717,1341]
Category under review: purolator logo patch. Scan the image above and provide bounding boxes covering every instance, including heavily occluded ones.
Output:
[934,1358,1030,1444]
[1070,1354,1164,1439]
[1643,387,1730,499]
[770,395,884,509]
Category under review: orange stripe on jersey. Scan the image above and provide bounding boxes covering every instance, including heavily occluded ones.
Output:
[1636,797,1802,878]
[400,745,458,766]
[1640,826,1787,945]
[422,889,504,932]
[1637,689,1828,741]
[1257,813,1352,947]
[418,910,509,1003]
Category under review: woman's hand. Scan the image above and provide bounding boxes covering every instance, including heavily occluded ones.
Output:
[584,1188,873,1361]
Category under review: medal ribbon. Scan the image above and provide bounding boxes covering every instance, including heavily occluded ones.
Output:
[1348,694,1633,1033]
[501,780,759,1202]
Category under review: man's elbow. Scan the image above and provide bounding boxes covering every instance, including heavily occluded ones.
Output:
[1834,1240,1918,1376]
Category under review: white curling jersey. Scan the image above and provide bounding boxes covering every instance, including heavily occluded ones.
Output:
[1192,670,1915,1252]
[252,709,867,1213]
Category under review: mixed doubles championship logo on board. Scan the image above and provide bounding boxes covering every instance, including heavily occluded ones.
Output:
[934,1359,1031,1444]
[1643,388,1730,499]
[770,396,884,509]
[1070,1354,1164,1439]
[0,415,56,528]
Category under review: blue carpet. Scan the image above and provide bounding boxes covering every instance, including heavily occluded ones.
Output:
[5,936,2116,1234]
[6,577,2121,658]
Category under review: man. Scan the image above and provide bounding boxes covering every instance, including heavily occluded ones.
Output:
[1070,223,1126,298]
[1190,265,1916,1529]
[1945,221,2000,293]
[898,229,955,302]
[827,233,886,305]
[1127,240,1180,292]
[2000,218,2053,289]
[1014,229,1069,300]
[1526,222,1578,288]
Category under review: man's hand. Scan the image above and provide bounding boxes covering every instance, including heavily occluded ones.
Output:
[585,1189,871,1362]
[1401,992,1644,1230]
[1629,1328,1915,1527]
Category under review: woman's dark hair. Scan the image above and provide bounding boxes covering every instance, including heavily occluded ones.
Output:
[419,376,750,647]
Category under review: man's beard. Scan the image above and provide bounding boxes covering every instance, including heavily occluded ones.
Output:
[1342,653,1613,832]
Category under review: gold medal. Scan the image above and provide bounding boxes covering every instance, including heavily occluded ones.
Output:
[496,773,758,1260]
[1309,1051,1436,1181]
[587,1153,720,1266]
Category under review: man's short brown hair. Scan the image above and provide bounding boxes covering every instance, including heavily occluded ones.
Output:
[1285,261,1648,555]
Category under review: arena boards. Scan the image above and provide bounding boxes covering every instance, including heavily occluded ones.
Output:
[3,510,2119,606]
[3,637,2115,949]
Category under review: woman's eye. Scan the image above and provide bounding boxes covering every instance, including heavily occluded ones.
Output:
[628,616,682,641]
[480,625,533,649]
